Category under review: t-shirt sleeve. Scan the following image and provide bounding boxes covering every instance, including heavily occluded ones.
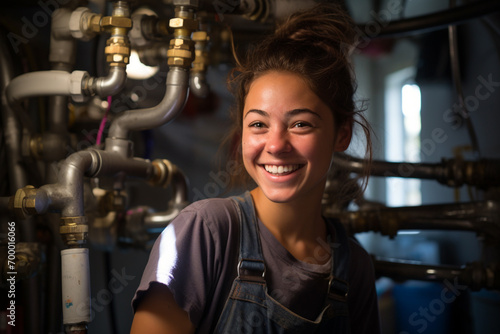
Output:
[348,238,381,334]
[131,198,238,326]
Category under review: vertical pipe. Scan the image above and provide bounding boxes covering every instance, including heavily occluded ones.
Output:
[0,32,41,334]
[61,248,91,331]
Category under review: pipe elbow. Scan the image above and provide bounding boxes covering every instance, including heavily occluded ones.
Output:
[108,67,189,139]
[92,66,127,98]
[189,72,209,98]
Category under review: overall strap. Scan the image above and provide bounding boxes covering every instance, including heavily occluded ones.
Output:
[327,218,351,304]
[231,192,266,283]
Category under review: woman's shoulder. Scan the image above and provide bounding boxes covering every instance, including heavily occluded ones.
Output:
[181,196,239,221]
[168,195,241,238]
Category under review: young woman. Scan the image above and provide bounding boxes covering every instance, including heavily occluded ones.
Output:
[130,3,380,334]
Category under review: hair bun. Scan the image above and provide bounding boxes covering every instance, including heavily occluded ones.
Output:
[275,3,357,55]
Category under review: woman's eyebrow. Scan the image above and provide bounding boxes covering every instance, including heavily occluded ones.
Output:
[244,109,268,119]
[243,108,322,119]
[287,108,322,120]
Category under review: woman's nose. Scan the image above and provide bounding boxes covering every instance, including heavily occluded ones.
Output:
[266,129,292,155]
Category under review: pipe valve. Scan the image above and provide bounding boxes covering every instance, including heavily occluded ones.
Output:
[167,6,198,68]
[102,15,133,67]
[60,216,88,247]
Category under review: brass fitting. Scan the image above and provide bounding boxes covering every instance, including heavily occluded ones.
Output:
[169,17,198,37]
[12,186,38,220]
[27,134,43,161]
[192,31,209,73]
[98,190,127,214]
[167,5,197,69]
[105,36,131,67]
[149,159,174,188]
[100,3,132,68]
[88,14,103,34]
[60,216,88,246]
[167,38,195,67]
[101,16,132,31]
[192,30,208,42]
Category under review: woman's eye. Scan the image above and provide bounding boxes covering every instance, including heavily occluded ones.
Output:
[249,122,264,128]
[293,122,310,128]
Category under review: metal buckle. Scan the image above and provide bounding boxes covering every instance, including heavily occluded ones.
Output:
[327,275,349,302]
[237,258,266,282]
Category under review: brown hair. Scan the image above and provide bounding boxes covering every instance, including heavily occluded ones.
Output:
[224,3,372,196]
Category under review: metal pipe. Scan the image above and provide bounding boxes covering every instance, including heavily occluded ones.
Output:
[82,1,132,98]
[0,33,42,334]
[51,8,77,66]
[108,66,190,139]
[330,200,500,239]
[332,153,500,189]
[190,30,210,98]
[0,34,30,212]
[31,149,155,217]
[46,240,63,334]
[5,2,133,106]
[189,72,209,98]
[448,0,480,158]
[358,0,500,38]
[84,66,127,98]
[373,258,497,291]
[37,150,98,217]
[144,164,189,231]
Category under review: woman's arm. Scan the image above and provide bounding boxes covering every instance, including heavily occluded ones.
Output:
[130,283,195,334]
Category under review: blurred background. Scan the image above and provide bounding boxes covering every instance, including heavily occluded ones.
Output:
[0,0,499,333]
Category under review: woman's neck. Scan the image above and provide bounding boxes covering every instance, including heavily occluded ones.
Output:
[250,187,330,263]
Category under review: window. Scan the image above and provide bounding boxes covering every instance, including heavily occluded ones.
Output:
[385,68,422,207]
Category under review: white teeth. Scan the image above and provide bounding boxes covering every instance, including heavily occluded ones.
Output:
[264,164,300,175]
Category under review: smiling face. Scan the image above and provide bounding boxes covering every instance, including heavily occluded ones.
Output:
[242,71,350,204]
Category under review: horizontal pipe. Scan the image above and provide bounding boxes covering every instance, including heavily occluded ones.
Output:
[332,153,500,188]
[108,67,189,139]
[358,0,500,38]
[330,200,500,238]
[373,258,496,291]
[5,67,128,104]
[5,70,88,105]
[30,149,157,217]
[92,152,155,179]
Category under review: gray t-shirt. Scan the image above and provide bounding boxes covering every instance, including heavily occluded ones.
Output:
[132,197,379,333]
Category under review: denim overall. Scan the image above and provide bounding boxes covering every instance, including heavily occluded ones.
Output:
[213,192,351,333]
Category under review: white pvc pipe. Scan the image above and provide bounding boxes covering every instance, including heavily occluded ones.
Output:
[5,70,87,105]
[61,248,91,325]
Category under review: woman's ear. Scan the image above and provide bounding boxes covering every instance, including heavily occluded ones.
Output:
[334,122,352,152]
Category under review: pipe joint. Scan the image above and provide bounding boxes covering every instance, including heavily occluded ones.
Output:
[69,7,102,41]
[83,66,126,98]
[130,14,171,48]
[12,186,38,220]
[105,35,131,67]
[190,30,210,98]
[60,216,88,247]
[150,159,175,188]
[101,1,132,67]
[25,132,71,162]
[168,5,197,69]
